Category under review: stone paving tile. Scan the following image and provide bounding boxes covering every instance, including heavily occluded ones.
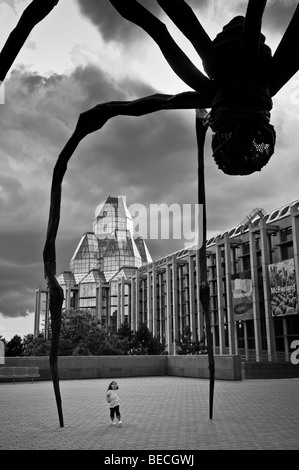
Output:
[0,376,299,450]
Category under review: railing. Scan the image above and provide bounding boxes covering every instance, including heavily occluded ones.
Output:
[213,347,290,363]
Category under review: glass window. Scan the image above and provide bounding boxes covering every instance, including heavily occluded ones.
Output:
[281,227,292,243]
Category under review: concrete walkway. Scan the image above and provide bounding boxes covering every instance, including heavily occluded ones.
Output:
[0,376,299,451]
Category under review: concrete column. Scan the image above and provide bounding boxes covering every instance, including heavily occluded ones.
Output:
[117,281,121,330]
[195,250,204,341]
[152,263,158,337]
[107,286,111,329]
[135,270,140,330]
[120,277,125,325]
[166,263,172,354]
[34,285,41,338]
[65,283,71,311]
[224,233,236,354]
[141,275,148,323]
[260,218,276,361]
[158,272,163,340]
[283,317,289,361]
[188,254,196,340]
[147,267,153,333]
[103,287,109,328]
[178,262,187,335]
[249,226,263,361]
[130,277,136,332]
[215,238,225,353]
[96,281,102,321]
[127,281,131,326]
[172,255,178,355]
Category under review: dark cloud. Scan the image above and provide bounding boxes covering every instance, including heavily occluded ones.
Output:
[0,62,198,318]
[1,8,299,325]
[0,229,44,317]
[76,0,209,44]
[76,0,160,43]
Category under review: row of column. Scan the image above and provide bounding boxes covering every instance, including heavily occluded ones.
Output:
[213,221,278,360]
[34,206,299,359]
[116,253,205,354]
[213,204,299,361]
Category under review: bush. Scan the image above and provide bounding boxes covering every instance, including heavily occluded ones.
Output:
[16,311,166,356]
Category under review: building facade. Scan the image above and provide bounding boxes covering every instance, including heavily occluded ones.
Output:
[34,195,152,336]
[35,197,299,360]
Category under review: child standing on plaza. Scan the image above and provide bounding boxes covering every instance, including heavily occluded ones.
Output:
[106,380,122,426]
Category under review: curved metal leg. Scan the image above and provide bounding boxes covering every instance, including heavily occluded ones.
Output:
[43,91,208,427]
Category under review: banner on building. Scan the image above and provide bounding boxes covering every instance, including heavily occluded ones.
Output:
[231,270,253,321]
[268,258,298,316]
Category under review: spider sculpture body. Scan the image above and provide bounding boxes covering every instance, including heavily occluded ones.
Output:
[204,15,276,175]
[100,0,298,176]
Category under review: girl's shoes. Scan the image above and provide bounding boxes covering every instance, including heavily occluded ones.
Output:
[110,419,122,426]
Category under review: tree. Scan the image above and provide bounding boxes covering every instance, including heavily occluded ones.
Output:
[23,333,51,356]
[117,323,134,354]
[147,335,165,355]
[131,323,165,355]
[59,309,124,355]
[60,309,100,354]
[176,326,198,355]
[5,335,24,357]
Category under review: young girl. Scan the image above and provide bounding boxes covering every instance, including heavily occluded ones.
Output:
[106,380,122,426]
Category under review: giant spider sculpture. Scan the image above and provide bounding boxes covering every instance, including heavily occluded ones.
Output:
[1,0,299,426]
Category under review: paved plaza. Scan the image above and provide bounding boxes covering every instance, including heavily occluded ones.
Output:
[0,376,299,451]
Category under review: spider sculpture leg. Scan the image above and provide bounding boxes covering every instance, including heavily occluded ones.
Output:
[195,110,215,419]
[43,91,208,426]
[109,0,214,96]
[240,0,268,64]
[270,4,299,96]
[0,0,59,81]
[156,0,216,76]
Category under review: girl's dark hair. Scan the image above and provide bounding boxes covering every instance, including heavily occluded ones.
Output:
[107,381,119,390]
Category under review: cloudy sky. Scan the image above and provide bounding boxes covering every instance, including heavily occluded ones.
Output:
[1,0,299,340]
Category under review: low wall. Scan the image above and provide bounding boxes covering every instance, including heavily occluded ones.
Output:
[242,361,299,379]
[167,354,242,381]
[3,356,298,380]
[2,354,241,381]
[3,355,167,381]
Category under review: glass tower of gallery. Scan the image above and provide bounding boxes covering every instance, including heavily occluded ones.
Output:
[34,195,152,335]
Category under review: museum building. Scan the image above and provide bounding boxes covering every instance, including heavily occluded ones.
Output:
[34,195,299,360]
